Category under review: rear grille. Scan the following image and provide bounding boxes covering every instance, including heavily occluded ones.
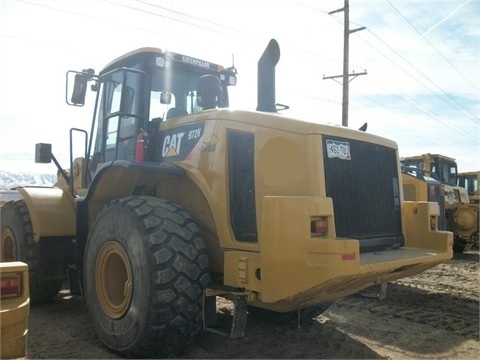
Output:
[323,136,404,251]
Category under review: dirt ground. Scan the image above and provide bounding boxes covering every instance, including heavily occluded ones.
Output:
[22,251,479,359]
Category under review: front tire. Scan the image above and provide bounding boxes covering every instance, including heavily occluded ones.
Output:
[84,196,210,358]
[1,200,63,303]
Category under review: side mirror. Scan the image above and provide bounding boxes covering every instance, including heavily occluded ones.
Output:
[66,69,96,107]
[35,143,52,163]
[35,143,70,184]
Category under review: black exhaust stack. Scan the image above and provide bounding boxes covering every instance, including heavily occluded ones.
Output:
[257,39,280,112]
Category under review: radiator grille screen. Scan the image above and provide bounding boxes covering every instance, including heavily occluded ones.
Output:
[323,136,404,250]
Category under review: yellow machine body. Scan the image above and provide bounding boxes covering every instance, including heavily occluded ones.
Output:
[0,262,30,359]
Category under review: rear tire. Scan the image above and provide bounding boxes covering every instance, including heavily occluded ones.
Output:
[0,200,63,303]
[453,236,466,254]
[84,196,210,358]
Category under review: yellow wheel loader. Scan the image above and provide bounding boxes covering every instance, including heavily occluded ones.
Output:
[1,39,452,358]
[458,171,480,204]
[402,154,479,253]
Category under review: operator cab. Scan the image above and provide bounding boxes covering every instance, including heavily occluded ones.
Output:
[67,48,236,175]
[401,155,458,186]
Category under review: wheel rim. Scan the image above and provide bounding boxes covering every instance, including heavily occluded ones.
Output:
[95,241,133,319]
[1,228,17,262]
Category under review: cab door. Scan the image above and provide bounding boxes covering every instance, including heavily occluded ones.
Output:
[92,68,148,166]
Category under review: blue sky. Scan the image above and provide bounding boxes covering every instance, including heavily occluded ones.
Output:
[0,0,478,173]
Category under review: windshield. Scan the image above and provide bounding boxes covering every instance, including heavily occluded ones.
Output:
[432,158,457,186]
[147,52,234,121]
[149,70,203,120]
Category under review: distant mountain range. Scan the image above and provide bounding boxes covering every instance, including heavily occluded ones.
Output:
[0,170,57,191]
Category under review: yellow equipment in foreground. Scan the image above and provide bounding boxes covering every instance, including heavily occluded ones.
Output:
[0,261,30,359]
[1,40,452,358]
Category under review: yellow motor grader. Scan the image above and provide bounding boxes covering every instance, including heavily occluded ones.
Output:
[1,40,452,358]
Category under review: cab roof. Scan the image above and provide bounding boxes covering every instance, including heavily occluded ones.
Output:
[100,47,227,75]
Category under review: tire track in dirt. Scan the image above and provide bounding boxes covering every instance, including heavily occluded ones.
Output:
[335,290,478,340]
[333,252,480,341]
[24,251,480,359]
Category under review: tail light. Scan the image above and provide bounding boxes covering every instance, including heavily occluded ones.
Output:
[430,215,437,231]
[0,274,21,298]
[311,217,328,236]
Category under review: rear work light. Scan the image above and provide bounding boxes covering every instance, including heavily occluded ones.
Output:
[0,274,21,298]
[311,216,328,236]
[155,56,165,67]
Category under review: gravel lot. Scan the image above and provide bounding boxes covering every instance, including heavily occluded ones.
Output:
[23,251,479,359]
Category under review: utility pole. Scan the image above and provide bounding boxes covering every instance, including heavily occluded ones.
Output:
[323,0,366,127]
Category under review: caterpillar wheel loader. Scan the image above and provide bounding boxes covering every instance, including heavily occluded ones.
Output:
[1,39,452,358]
[401,154,479,253]
[458,171,480,204]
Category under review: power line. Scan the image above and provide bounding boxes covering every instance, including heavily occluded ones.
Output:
[132,0,260,43]
[17,0,171,39]
[387,0,479,99]
[349,97,467,150]
[357,73,479,145]
[352,30,479,141]
[7,0,479,144]
[123,0,342,66]
[361,28,477,121]
[295,1,478,128]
